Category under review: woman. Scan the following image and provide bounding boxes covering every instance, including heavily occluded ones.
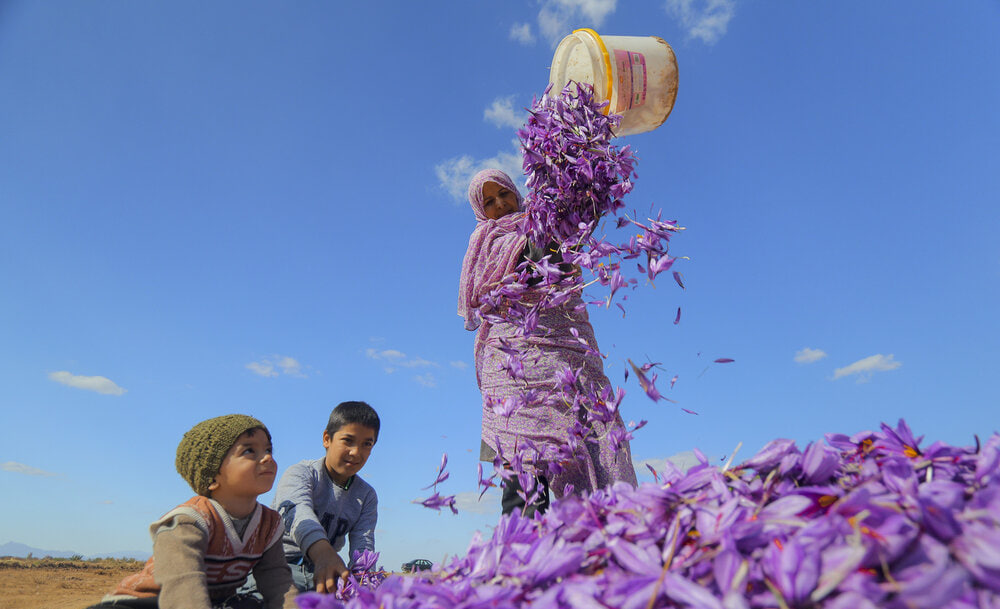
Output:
[458,168,636,515]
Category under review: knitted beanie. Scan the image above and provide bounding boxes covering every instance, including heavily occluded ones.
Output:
[175,414,268,496]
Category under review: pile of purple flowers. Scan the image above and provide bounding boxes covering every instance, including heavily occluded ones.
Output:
[299,420,1000,608]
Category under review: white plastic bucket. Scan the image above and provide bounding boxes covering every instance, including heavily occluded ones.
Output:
[549,28,678,137]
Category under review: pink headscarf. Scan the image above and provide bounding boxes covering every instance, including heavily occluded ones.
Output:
[458,169,527,331]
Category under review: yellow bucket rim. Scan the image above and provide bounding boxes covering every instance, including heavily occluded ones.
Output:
[573,28,612,116]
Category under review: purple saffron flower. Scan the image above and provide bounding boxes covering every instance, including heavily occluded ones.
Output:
[414,491,458,514]
[877,418,924,459]
[800,441,841,484]
[741,438,800,472]
[421,452,450,490]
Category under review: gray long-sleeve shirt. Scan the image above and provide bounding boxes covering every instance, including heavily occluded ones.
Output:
[272,458,377,567]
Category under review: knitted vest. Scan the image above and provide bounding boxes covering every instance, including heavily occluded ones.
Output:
[113,496,284,598]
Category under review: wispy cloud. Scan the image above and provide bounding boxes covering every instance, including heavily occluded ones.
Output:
[794,347,827,364]
[2,461,58,477]
[538,0,617,45]
[509,22,535,45]
[401,357,436,369]
[246,355,307,378]
[484,96,525,130]
[635,450,708,476]
[48,371,126,396]
[366,347,439,379]
[832,354,902,382]
[414,373,437,388]
[665,0,737,45]
[450,361,468,370]
[436,139,524,202]
[453,489,500,514]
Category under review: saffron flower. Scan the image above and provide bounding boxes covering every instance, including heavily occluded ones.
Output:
[299,420,1000,609]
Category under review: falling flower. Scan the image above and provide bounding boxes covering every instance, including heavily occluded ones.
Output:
[421,453,450,490]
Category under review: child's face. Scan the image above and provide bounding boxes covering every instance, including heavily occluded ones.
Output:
[323,423,377,486]
[481,181,518,220]
[209,428,277,503]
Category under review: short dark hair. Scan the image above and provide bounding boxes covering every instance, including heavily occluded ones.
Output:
[325,401,380,441]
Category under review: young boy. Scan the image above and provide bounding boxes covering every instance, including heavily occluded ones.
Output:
[273,401,380,594]
[88,415,293,609]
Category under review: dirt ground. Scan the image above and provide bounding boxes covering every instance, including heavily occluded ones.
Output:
[0,558,301,609]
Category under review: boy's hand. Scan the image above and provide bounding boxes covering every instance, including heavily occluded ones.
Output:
[306,540,350,594]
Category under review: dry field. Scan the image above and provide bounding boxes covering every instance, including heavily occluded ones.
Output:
[0,557,144,609]
[0,557,301,609]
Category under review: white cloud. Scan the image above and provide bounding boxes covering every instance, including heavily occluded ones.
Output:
[832,354,902,382]
[450,361,468,370]
[453,489,501,514]
[414,373,437,388]
[509,22,535,45]
[367,345,441,385]
[246,355,308,378]
[275,356,304,377]
[246,361,277,377]
[794,347,827,364]
[48,371,126,396]
[436,140,524,202]
[635,450,707,476]
[366,348,436,368]
[665,0,737,45]
[484,96,525,130]
[366,348,405,361]
[538,0,617,45]
[2,461,58,477]
[400,357,437,369]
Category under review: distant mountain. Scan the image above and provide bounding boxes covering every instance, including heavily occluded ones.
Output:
[0,541,77,559]
[0,541,149,561]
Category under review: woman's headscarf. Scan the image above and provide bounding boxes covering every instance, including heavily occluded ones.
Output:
[458,169,527,331]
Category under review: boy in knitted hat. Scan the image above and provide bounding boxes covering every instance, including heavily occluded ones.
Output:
[87,414,293,609]
[273,401,380,594]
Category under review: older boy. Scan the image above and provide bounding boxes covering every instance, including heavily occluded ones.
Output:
[88,414,293,609]
[273,401,380,594]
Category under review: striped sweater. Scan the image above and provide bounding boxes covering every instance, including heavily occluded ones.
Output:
[109,496,290,608]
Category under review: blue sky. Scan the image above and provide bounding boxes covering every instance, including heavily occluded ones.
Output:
[1,1,998,571]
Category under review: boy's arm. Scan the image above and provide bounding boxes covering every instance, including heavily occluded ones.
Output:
[152,520,213,609]
[251,539,293,609]
[347,488,378,564]
[274,462,349,592]
[274,462,328,560]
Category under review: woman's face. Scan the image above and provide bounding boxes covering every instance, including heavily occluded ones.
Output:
[481,181,519,220]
